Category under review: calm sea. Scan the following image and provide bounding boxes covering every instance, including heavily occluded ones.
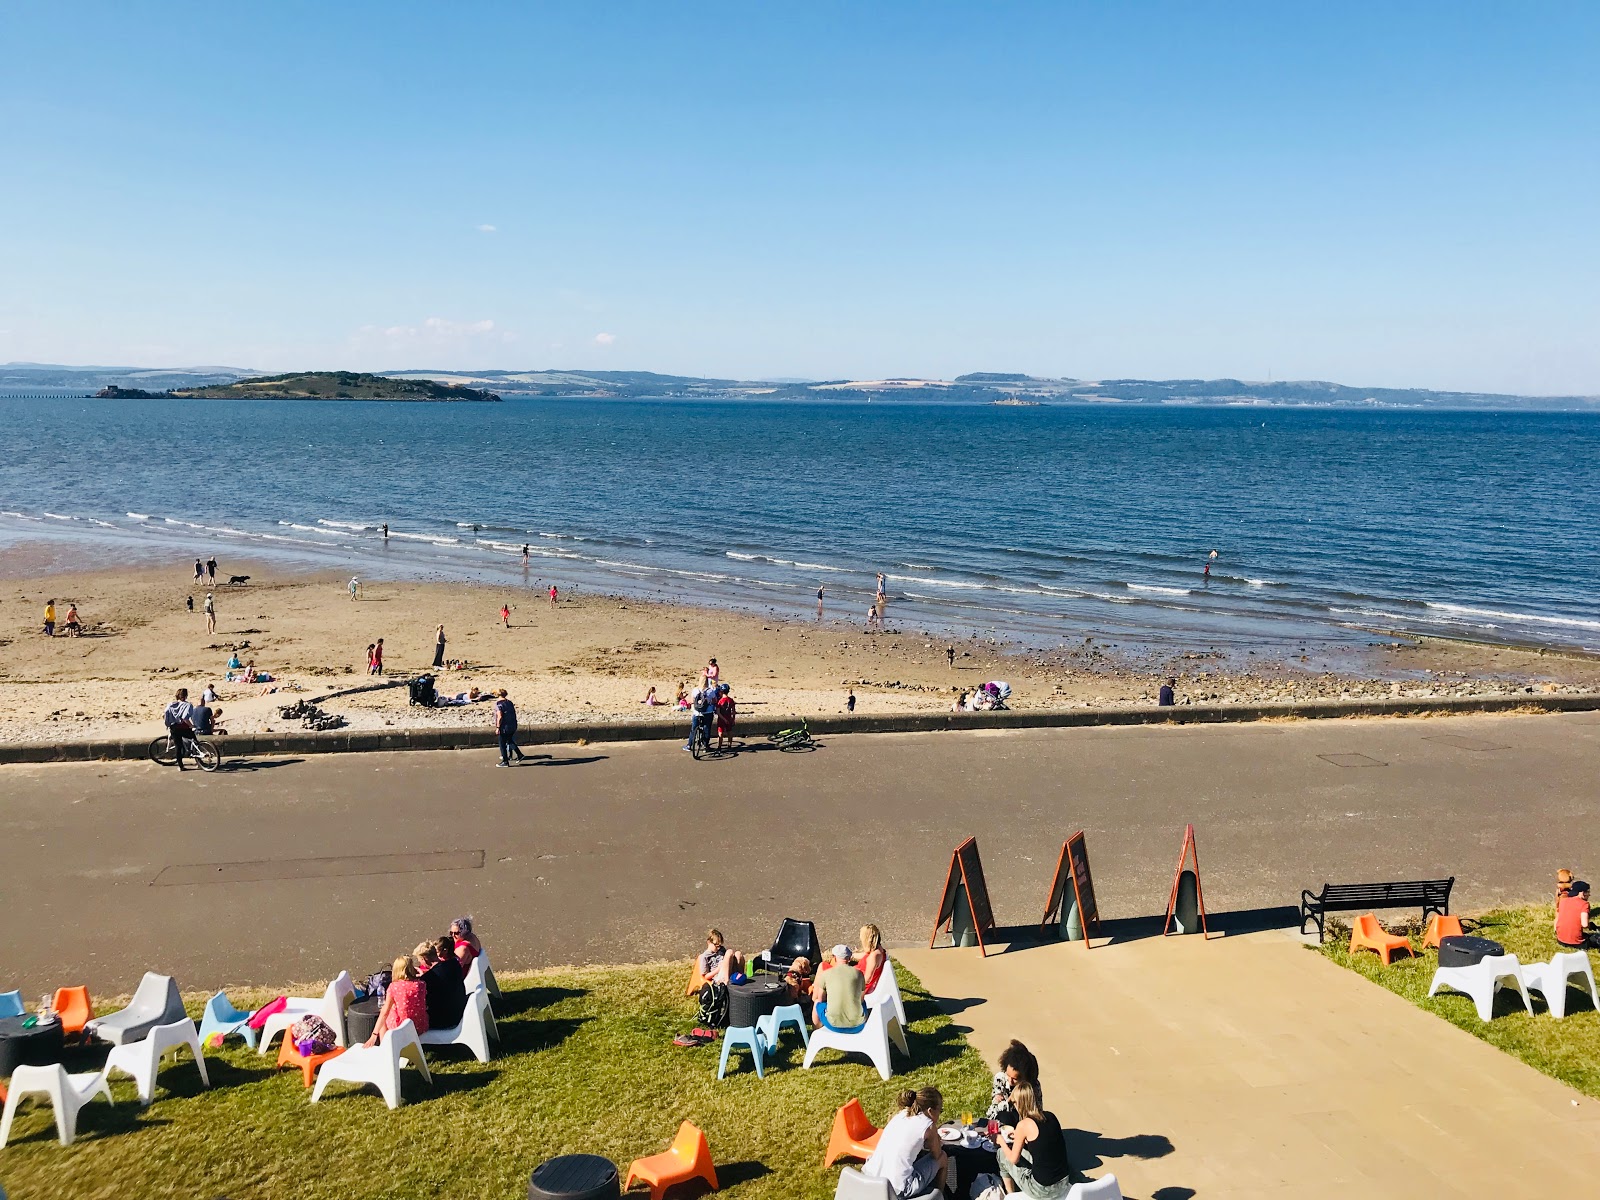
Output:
[2,395,1596,655]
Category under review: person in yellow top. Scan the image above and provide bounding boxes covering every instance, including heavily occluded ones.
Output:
[43,600,57,637]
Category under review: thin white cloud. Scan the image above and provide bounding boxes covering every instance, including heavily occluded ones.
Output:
[351,317,516,354]
[593,332,616,346]
[476,224,497,234]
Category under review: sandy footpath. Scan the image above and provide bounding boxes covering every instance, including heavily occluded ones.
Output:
[1,541,1597,745]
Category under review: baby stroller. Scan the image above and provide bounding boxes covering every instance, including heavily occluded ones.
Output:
[408,675,437,707]
[978,680,1011,710]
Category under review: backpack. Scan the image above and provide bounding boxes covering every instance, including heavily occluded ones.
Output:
[696,982,729,1029]
[364,968,392,1000]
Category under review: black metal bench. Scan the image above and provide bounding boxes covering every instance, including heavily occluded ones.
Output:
[1300,877,1454,942]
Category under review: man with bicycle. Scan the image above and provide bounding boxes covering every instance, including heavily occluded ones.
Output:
[684,685,714,753]
[163,687,195,771]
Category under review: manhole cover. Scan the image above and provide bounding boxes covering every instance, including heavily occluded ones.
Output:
[1423,734,1510,751]
[152,849,485,886]
[1318,752,1386,768]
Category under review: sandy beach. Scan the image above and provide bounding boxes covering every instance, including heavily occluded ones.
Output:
[1,539,1597,746]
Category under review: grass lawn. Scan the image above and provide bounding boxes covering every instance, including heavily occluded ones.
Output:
[1318,905,1600,1098]
[0,961,989,1199]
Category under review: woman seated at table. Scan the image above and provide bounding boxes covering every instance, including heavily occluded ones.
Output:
[451,916,482,972]
[696,928,744,985]
[864,1086,950,1199]
[365,954,429,1045]
[988,1039,1042,1125]
[856,923,888,993]
[995,1081,1072,1198]
[811,945,866,1031]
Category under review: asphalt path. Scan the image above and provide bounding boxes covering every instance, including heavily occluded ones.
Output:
[2,711,1595,994]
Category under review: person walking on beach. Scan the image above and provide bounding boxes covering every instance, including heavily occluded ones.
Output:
[348,576,361,601]
[373,637,384,675]
[500,603,511,628]
[203,590,216,634]
[522,543,530,565]
[193,558,204,584]
[847,688,856,713]
[43,599,56,637]
[366,643,377,674]
[64,603,80,635]
[702,657,720,690]
[946,645,956,670]
[493,689,526,765]
[186,595,194,612]
[206,556,217,581]
[433,624,447,669]
[866,604,878,631]
[549,584,558,605]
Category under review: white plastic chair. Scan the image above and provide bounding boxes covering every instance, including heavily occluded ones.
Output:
[1066,1176,1123,1199]
[864,958,908,1029]
[476,946,501,998]
[103,1017,211,1105]
[419,984,495,1062]
[0,1064,113,1147]
[311,1018,431,1109]
[832,1166,939,1200]
[1427,953,1532,1021]
[85,972,187,1046]
[1522,951,1600,1019]
[258,970,354,1053]
[803,998,908,1081]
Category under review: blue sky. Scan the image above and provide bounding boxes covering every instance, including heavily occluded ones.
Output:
[2,2,1596,392]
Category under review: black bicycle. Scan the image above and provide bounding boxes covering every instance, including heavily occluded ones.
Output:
[148,731,221,772]
[767,718,816,752]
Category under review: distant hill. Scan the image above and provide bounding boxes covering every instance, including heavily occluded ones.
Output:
[172,371,499,402]
[5,362,1596,410]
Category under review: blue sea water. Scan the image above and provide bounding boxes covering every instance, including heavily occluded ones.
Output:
[2,394,1596,654]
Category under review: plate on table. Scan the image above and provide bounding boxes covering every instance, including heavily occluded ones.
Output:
[938,1124,963,1143]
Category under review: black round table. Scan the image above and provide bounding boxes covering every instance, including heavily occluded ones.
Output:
[1438,935,1504,969]
[944,1133,1000,1197]
[727,976,786,1029]
[0,1015,65,1078]
[528,1154,620,1200]
[345,996,382,1045]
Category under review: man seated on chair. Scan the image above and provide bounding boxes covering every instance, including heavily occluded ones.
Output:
[811,945,866,1031]
[1555,880,1600,950]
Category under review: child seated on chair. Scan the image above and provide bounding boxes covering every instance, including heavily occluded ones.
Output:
[811,945,866,1031]
[696,928,744,985]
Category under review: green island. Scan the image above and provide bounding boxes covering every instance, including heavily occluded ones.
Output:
[97,371,501,402]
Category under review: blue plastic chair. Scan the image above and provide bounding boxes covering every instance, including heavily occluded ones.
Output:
[197,990,258,1050]
[717,1025,766,1080]
[756,1003,809,1055]
[0,990,24,1018]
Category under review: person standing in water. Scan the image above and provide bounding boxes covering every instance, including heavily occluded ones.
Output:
[522,543,530,565]
[816,584,825,617]
[433,624,447,668]
[1204,548,1218,580]
[382,523,389,540]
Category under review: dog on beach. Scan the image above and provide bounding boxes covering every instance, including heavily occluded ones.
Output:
[226,574,251,586]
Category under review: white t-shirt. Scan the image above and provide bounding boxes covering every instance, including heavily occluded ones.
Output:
[864,1111,932,1196]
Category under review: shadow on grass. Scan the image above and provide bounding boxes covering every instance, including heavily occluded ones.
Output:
[1065,1127,1176,1171]
[709,1160,771,1188]
[499,1015,591,1056]
[494,985,587,1018]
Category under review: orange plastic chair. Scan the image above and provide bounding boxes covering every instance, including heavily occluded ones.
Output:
[51,986,93,1037]
[625,1121,719,1199]
[1349,913,1415,965]
[1422,913,1465,949]
[276,1027,346,1087]
[824,1098,883,1167]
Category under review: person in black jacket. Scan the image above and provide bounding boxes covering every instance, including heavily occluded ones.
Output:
[417,937,467,1032]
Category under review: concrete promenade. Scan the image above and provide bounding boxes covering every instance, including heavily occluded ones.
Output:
[901,929,1600,1198]
[0,710,1595,991]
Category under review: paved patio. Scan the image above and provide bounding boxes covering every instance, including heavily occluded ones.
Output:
[899,928,1600,1198]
